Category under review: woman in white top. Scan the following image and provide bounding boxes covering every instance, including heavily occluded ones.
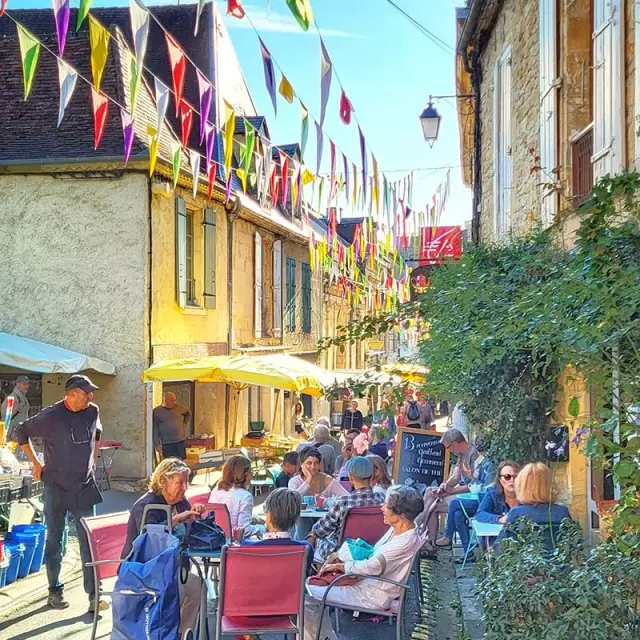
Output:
[304,485,425,640]
[208,455,263,539]
[367,454,393,499]
[288,447,348,498]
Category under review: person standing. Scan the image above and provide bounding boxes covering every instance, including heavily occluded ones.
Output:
[1,375,31,439]
[11,374,106,611]
[153,392,191,460]
[342,400,364,432]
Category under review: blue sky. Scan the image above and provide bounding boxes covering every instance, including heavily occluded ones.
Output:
[11,0,471,226]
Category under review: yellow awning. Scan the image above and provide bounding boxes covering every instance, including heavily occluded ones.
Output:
[382,362,429,383]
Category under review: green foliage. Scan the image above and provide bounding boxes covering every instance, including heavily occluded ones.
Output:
[480,521,640,639]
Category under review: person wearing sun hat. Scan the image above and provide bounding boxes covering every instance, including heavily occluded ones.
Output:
[307,456,385,561]
[11,374,107,613]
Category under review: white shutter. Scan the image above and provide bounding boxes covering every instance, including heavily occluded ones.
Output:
[203,207,217,309]
[493,48,512,239]
[273,239,282,336]
[254,232,263,338]
[592,0,623,179]
[539,0,558,226]
[175,197,187,308]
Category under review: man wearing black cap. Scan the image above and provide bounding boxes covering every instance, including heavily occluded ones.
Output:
[1,375,31,439]
[11,374,106,612]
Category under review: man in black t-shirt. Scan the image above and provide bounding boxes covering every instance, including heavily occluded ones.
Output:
[12,374,106,612]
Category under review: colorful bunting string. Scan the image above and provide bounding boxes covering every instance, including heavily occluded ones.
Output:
[56,58,77,127]
[279,74,294,104]
[259,38,278,116]
[88,15,109,91]
[286,0,313,32]
[166,33,186,117]
[17,24,40,100]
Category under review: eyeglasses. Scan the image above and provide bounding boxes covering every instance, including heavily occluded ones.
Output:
[500,474,517,481]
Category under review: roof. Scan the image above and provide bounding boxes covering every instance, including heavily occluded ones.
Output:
[272,143,301,162]
[235,115,269,139]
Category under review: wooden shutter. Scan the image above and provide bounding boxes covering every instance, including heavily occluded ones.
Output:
[203,207,217,309]
[592,0,623,179]
[539,0,558,226]
[273,240,282,336]
[175,197,187,308]
[302,263,311,333]
[286,257,296,332]
[493,48,512,239]
[254,232,263,338]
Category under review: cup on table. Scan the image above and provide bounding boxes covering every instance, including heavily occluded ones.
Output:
[232,526,244,543]
[314,495,325,509]
[303,496,315,509]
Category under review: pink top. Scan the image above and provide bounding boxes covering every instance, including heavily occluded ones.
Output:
[288,473,349,498]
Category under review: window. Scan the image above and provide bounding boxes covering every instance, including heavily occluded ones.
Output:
[539,0,558,226]
[493,47,512,239]
[175,197,187,307]
[273,240,282,336]
[285,257,296,332]
[301,262,311,333]
[186,211,196,303]
[255,232,263,338]
[203,207,217,309]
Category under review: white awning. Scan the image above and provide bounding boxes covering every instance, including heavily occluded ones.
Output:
[0,332,116,375]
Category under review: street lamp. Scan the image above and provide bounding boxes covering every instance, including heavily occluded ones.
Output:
[420,94,474,146]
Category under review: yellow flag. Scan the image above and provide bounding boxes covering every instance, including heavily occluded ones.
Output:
[223,100,235,180]
[88,16,109,92]
[279,74,295,103]
[302,168,314,185]
[147,124,159,176]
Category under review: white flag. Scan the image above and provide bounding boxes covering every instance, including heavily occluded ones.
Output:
[57,59,77,127]
[154,78,170,140]
[255,154,264,203]
[190,150,201,199]
[194,0,206,35]
[130,0,150,75]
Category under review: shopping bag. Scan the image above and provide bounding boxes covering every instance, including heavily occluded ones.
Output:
[337,537,375,562]
[111,524,181,640]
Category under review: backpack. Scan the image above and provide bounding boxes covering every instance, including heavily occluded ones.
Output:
[407,400,421,422]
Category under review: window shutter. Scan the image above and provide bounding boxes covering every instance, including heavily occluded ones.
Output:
[273,240,282,336]
[493,49,512,239]
[175,197,187,308]
[254,232,263,338]
[286,257,296,332]
[592,0,622,179]
[203,207,217,309]
[302,263,311,333]
[539,0,558,226]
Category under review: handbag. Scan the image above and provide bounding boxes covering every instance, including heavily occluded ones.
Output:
[308,571,360,587]
[183,515,226,552]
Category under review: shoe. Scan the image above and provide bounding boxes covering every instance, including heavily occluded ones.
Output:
[47,592,70,609]
[435,536,452,549]
[88,599,110,613]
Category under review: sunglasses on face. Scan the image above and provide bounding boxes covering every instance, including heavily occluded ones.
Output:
[500,474,517,481]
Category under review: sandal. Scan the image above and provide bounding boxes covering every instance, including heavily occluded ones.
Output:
[435,537,452,549]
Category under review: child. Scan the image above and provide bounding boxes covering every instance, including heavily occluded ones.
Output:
[276,451,298,488]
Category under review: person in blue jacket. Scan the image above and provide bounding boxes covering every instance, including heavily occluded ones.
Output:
[497,462,572,550]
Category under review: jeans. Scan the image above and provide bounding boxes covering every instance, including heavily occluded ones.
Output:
[162,440,186,460]
[444,498,477,552]
[43,485,96,598]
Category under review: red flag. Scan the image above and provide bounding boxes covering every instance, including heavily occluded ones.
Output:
[166,33,186,117]
[207,162,217,201]
[270,163,279,207]
[91,87,108,149]
[279,151,290,206]
[179,100,193,149]
[227,0,245,18]
[0,0,7,16]
[339,90,353,125]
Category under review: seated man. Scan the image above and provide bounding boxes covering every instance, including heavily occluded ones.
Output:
[242,488,314,576]
[307,456,384,562]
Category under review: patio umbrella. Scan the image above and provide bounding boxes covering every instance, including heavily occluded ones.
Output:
[382,362,429,383]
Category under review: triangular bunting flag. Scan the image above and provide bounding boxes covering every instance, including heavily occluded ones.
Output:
[286,0,313,31]
[90,86,108,149]
[76,0,91,31]
[256,154,264,202]
[171,139,182,189]
[190,150,201,198]
[197,70,212,144]
[127,49,141,116]
[0,0,6,16]
[269,161,279,207]
[302,168,314,185]
[154,78,170,139]
[179,100,193,150]
[147,125,159,176]
[280,151,290,206]
[339,90,354,125]
[205,122,216,173]
[359,126,368,205]
[208,163,217,202]
[329,140,336,201]
[315,121,323,177]
[88,16,109,92]
[130,0,150,78]
[52,0,70,57]
[300,103,309,159]
[352,163,358,207]
[166,33,186,117]
[121,109,135,164]
[372,154,380,214]
[227,0,245,18]
[319,39,332,126]
[343,153,349,207]
[259,38,277,116]
[223,100,236,182]
[56,58,77,127]
[279,74,294,103]
[242,121,255,190]
[17,24,40,100]
[194,0,206,35]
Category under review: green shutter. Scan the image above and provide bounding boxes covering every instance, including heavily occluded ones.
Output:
[175,197,187,308]
[203,207,217,309]
[286,257,296,332]
[302,263,311,333]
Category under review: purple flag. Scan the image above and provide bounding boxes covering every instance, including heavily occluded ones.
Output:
[359,126,368,206]
[319,39,332,126]
[205,121,215,171]
[121,109,135,165]
[197,70,212,145]
[315,121,323,177]
[52,0,70,56]
[225,172,233,204]
[259,38,277,116]
[343,153,349,206]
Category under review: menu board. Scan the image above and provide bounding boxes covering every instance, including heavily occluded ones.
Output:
[392,427,450,495]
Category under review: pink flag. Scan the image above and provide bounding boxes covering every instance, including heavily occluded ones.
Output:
[280,151,290,206]
[339,90,353,125]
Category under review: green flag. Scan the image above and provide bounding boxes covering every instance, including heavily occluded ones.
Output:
[300,103,309,159]
[77,0,93,31]
[286,0,313,31]
[171,140,182,190]
[237,121,256,193]
[17,24,40,100]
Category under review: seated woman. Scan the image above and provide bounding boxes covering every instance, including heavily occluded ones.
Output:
[498,462,572,549]
[122,458,204,558]
[289,447,349,498]
[242,488,314,576]
[436,460,521,563]
[367,454,393,499]
[208,455,264,539]
[305,485,425,640]
[367,427,389,460]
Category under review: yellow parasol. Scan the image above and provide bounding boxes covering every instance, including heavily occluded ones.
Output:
[381,362,429,383]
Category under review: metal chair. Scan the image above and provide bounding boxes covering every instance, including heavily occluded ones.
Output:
[214,544,309,639]
[338,505,388,547]
[203,502,233,539]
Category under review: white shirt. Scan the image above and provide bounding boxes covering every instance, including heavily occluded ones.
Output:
[208,486,257,534]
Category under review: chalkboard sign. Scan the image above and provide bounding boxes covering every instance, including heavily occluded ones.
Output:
[392,427,450,495]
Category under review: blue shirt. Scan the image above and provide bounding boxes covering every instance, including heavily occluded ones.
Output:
[498,503,572,549]
[242,536,314,576]
[368,442,389,460]
[476,485,510,524]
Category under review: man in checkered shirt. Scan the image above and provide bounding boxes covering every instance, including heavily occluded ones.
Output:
[307,456,384,561]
